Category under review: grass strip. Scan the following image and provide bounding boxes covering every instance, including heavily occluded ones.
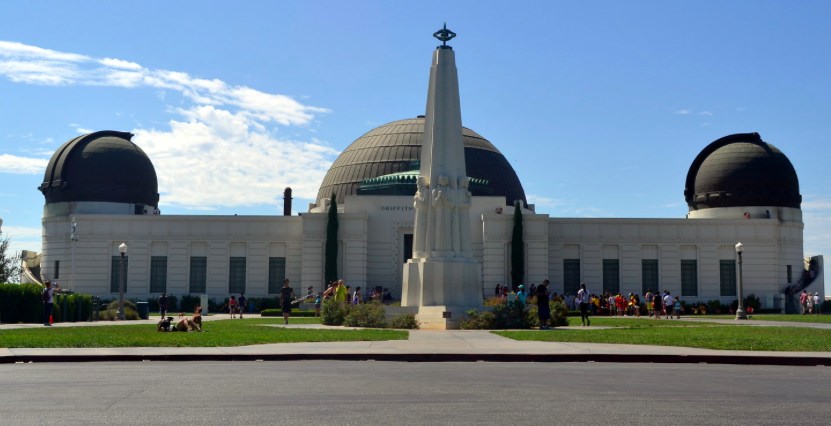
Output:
[495,326,831,351]
[0,318,407,348]
[704,314,831,324]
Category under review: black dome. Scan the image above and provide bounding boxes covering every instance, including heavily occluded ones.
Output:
[684,133,801,210]
[316,117,527,206]
[39,131,159,207]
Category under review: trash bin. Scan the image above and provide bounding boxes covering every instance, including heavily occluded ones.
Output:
[136,302,149,320]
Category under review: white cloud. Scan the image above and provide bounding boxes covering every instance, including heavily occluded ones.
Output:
[133,105,339,208]
[526,194,566,211]
[0,41,340,209]
[98,57,142,70]
[0,225,41,256]
[0,154,48,174]
[0,41,329,126]
[698,111,713,116]
[674,109,690,115]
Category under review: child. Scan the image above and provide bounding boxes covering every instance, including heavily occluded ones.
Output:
[314,293,322,317]
[229,295,237,319]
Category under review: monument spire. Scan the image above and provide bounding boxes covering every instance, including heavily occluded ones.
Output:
[401,25,482,329]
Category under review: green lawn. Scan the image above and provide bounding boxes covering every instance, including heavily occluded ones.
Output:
[496,318,831,351]
[704,314,831,324]
[0,318,408,348]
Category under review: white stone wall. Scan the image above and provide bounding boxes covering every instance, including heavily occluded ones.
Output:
[41,199,807,308]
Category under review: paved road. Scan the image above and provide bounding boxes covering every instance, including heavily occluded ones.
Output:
[3,361,830,425]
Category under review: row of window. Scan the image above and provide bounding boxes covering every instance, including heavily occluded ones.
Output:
[109,256,287,294]
[562,259,738,297]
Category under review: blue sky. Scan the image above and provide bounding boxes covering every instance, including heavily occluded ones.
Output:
[1,1,830,262]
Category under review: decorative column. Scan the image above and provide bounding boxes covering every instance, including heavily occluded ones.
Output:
[401,25,482,329]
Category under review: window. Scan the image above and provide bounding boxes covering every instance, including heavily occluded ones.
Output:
[602,259,620,294]
[719,260,737,296]
[787,265,792,283]
[189,257,207,294]
[54,260,60,280]
[268,257,287,294]
[403,234,413,263]
[229,257,246,294]
[150,256,167,293]
[563,259,580,295]
[110,256,128,293]
[642,259,659,294]
[681,260,698,297]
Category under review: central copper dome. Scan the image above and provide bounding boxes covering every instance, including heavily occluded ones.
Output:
[316,117,526,206]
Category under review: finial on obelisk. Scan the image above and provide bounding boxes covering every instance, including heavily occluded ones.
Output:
[433,23,456,48]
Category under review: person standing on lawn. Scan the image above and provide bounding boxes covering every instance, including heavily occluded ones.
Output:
[536,282,550,329]
[158,293,168,318]
[238,292,247,319]
[229,295,237,318]
[577,282,590,326]
[42,280,56,326]
[280,278,296,324]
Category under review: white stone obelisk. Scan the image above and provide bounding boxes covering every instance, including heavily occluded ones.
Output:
[401,25,482,329]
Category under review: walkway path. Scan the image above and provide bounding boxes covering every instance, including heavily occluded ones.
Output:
[1,315,829,365]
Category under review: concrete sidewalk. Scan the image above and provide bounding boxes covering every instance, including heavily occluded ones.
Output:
[2,316,830,366]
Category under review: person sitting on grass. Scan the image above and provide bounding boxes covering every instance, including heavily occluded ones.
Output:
[175,307,203,332]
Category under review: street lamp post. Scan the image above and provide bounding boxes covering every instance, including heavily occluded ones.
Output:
[735,242,747,320]
[118,242,128,320]
[70,218,78,292]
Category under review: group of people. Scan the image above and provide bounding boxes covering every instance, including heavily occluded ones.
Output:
[227,293,248,319]
[800,290,822,315]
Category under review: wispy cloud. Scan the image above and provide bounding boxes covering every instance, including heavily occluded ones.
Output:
[0,41,328,126]
[698,111,713,116]
[0,40,339,208]
[674,109,690,115]
[134,106,339,208]
[0,154,48,174]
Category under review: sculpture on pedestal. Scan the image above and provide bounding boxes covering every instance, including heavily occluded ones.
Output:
[413,176,429,258]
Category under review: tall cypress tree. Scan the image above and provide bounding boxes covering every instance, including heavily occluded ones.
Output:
[324,194,339,286]
[510,202,524,289]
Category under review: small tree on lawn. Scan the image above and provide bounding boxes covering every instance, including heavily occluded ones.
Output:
[510,202,524,289]
[0,232,21,283]
[324,194,339,286]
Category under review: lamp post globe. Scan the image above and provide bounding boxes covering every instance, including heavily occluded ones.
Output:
[735,242,747,320]
[118,243,128,320]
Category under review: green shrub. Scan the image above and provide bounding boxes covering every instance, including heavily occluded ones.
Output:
[389,313,419,329]
[0,283,43,323]
[490,300,529,329]
[179,295,201,312]
[321,298,350,326]
[706,299,726,314]
[744,293,761,311]
[99,300,139,321]
[343,302,387,328]
[260,309,317,317]
[460,309,496,329]
[549,300,569,327]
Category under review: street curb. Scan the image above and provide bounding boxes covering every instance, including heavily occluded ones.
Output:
[4,353,831,366]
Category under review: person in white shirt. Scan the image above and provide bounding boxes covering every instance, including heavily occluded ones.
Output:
[813,293,822,315]
[577,283,590,326]
[663,291,673,319]
[42,280,56,326]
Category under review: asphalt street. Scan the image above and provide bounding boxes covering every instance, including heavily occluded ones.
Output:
[2,361,830,425]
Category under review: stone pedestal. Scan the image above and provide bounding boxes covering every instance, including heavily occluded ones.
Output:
[402,257,481,329]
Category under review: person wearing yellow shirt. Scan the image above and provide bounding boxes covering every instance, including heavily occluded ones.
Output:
[334,279,348,303]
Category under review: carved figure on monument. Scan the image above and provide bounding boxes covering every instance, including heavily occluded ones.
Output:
[432,175,453,252]
[457,176,473,255]
[413,176,429,258]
